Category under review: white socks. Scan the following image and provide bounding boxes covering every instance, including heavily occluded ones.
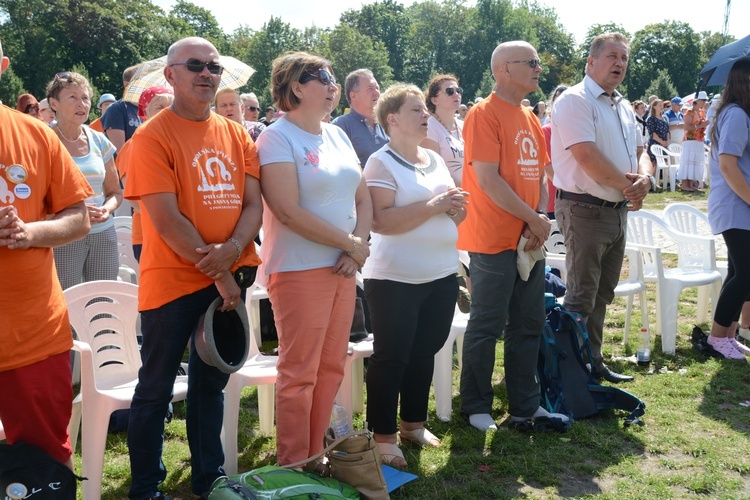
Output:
[511,406,570,423]
[468,413,497,431]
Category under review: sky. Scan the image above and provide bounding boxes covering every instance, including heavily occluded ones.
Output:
[153,0,747,46]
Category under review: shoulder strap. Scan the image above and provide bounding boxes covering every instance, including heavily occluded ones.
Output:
[282,430,371,470]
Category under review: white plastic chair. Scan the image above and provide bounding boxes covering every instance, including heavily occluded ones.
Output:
[432,252,469,422]
[114,199,132,218]
[334,274,374,428]
[626,211,723,354]
[617,246,650,346]
[221,282,278,475]
[65,281,188,500]
[651,145,679,192]
[662,203,727,279]
[116,226,139,282]
[113,215,132,231]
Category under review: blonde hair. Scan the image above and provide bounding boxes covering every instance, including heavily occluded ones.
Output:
[214,87,241,106]
[145,94,174,119]
[375,83,424,135]
[270,51,332,112]
[589,32,630,58]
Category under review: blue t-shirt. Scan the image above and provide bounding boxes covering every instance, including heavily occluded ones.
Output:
[101,100,141,141]
[332,108,389,168]
[51,125,117,234]
[708,104,750,234]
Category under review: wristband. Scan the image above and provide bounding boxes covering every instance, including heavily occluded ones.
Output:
[228,237,243,263]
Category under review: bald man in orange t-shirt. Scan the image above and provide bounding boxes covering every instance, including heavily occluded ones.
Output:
[123,37,262,499]
[458,41,570,433]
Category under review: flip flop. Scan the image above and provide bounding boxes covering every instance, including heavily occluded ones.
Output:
[399,426,441,447]
[376,441,407,469]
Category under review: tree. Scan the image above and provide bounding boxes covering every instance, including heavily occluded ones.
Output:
[643,69,677,103]
[629,22,702,99]
[340,0,411,81]
[0,66,27,106]
[324,24,393,112]
[242,17,302,106]
[167,0,229,54]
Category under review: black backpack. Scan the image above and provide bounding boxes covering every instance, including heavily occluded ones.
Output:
[538,295,646,426]
[0,441,83,499]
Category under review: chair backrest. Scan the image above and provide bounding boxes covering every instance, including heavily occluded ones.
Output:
[116,227,139,278]
[545,219,566,254]
[64,281,142,389]
[628,211,715,271]
[668,143,682,155]
[650,144,672,169]
[113,216,132,231]
[662,203,711,236]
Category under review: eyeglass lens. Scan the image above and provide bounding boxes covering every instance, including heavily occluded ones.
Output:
[444,87,464,96]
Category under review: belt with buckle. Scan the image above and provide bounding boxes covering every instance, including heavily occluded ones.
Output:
[557,190,628,209]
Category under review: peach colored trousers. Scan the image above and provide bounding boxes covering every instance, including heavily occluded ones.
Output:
[267,267,355,465]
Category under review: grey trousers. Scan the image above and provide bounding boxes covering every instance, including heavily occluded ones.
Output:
[459,250,546,418]
[556,198,627,371]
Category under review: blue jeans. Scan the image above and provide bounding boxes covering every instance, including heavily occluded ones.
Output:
[460,250,545,418]
[128,285,231,499]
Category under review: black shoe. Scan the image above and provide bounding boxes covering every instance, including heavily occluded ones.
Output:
[595,367,634,383]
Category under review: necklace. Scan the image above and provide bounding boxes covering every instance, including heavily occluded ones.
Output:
[389,143,422,165]
[56,126,84,143]
[432,113,463,143]
[432,113,455,132]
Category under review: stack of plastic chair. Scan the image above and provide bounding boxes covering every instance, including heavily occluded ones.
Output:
[115,223,139,283]
[221,281,278,475]
[65,280,188,500]
[626,211,722,354]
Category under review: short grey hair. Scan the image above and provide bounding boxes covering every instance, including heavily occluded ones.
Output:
[344,69,375,106]
[240,92,258,103]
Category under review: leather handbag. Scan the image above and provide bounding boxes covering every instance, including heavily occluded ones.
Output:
[285,429,389,500]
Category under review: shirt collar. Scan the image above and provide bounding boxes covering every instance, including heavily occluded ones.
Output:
[583,75,623,104]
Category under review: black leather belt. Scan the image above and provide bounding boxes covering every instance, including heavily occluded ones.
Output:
[557,189,629,209]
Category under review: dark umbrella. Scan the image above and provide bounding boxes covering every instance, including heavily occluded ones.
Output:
[699,34,750,87]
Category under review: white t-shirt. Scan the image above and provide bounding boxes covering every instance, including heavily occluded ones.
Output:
[426,115,464,186]
[551,75,640,202]
[362,145,458,284]
[256,117,362,275]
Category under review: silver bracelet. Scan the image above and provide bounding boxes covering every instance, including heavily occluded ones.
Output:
[228,237,243,263]
[346,234,357,256]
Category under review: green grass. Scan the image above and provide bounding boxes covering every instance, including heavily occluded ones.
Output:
[77,188,750,499]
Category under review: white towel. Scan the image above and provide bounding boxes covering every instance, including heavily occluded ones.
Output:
[517,234,547,281]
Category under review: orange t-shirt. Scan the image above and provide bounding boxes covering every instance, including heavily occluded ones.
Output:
[458,94,549,254]
[115,141,143,244]
[89,117,103,133]
[0,106,93,371]
[123,109,261,311]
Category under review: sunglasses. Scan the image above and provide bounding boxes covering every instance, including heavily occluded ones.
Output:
[246,106,260,112]
[441,87,463,96]
[55,72,72,81]
[25,104,39,113]
[508,59,543,69]
[299,69,336,86]
[170,60,224,75]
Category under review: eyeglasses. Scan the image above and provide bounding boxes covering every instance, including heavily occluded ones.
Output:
[507,59,543,69]
[246,106,260,112]
[299,69,336,86]
[441,87,463,96]
[25,104,39,113]
[169,60,224,75]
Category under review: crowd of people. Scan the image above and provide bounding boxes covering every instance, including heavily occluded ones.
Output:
[2,30,749,500]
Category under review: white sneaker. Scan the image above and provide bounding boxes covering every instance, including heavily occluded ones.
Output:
[738,327,750,342]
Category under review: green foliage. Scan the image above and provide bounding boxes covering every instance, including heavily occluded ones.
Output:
[643,69,678,103]
[0,65,26,106]
[629,22,703,99]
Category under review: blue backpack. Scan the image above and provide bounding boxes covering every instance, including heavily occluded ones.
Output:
[538,294,646,426]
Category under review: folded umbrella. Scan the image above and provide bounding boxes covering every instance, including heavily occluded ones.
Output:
[699,33,750,87]
[123,55,255,104]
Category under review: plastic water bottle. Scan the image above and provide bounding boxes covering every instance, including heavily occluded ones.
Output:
[330,403,350,438]
[637,327,651,366]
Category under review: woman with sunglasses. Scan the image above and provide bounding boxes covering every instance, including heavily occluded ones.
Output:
[422,74,465,187]
[256,51,372,468]
[47,71,122,289]
[363,83,467,469]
